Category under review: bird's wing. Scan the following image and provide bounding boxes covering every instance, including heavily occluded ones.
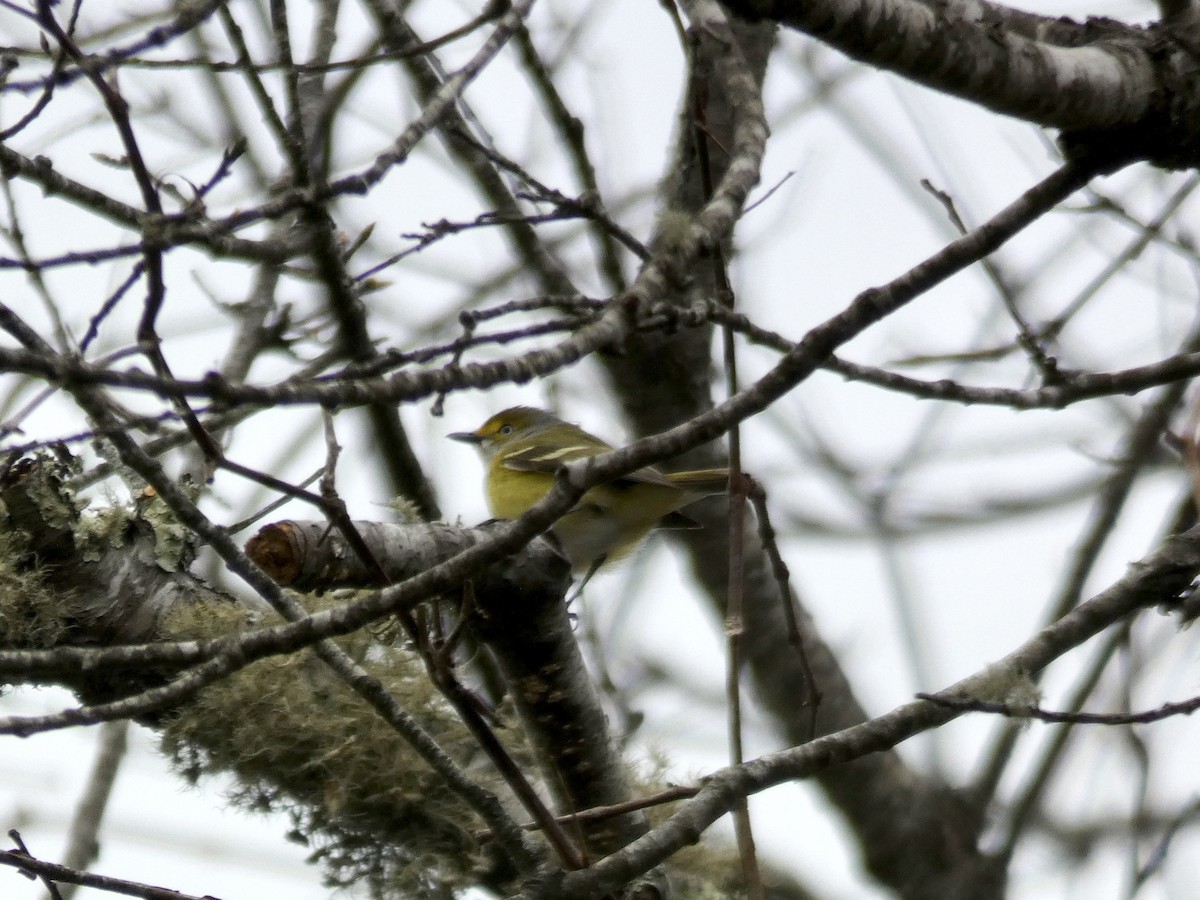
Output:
[499,440,605,473]
[501,441,679,488]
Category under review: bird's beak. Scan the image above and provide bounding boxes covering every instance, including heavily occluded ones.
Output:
[448,431,483,444]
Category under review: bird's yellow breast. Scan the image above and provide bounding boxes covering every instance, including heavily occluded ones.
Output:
[484,457,556,519]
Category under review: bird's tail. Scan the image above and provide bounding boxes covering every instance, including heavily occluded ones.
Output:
[664,467,729,495]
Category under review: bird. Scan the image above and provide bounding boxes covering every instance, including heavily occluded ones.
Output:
[450,406,728,588]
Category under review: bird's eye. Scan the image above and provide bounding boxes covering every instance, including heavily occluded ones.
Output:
[499,424,514,436]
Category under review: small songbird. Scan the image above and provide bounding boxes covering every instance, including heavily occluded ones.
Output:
[450,406,728,585]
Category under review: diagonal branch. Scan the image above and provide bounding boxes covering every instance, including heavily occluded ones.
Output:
[525,521,1200,899]
[724,0,1160,132]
